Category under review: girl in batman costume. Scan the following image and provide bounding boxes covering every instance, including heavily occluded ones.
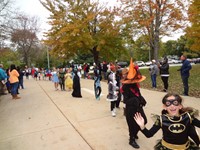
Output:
[134,93,200,150]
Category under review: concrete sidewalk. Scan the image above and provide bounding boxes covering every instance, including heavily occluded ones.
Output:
[0,78,199,150]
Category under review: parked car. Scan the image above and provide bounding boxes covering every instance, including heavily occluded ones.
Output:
[117,62,128,68]
[145,61,152,66]
[135,61,145,67]
[167,59,174,64]
[194,58,200,64]
[171,59,182,64]
[90,65,94,70]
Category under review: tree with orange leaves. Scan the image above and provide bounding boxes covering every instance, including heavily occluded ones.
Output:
[185,0,200,53]
[117,0,189,60]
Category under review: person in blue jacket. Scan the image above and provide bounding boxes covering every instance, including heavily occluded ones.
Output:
[0,64,7,95]
[178,55,192,96]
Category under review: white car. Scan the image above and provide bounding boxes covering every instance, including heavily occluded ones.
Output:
[171,59,181,64]
[135,61,145,67]
[167,59,174,64]
[145,61,152,66]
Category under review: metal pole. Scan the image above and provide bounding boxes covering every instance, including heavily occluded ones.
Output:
[149,49,151,61]
[47,47,50,69]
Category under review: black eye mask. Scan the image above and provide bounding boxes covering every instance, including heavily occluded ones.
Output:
[165,99,180,107]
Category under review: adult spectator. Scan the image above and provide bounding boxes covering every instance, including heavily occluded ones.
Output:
[178,55,192,96]
[0,64,7,95]
[9,64,20,99]
[17,66,25,89]
[159,57,169,92]
[25,66,29,79]
[149,59,159,88]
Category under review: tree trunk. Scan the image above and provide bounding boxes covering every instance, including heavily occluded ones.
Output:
[92,46,99,65]
[154,0,161,61]
[154,31,159,61]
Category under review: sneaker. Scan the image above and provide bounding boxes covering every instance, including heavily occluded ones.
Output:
[111,110,116,117]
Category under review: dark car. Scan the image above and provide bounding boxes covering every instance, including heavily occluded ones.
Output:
[117,62,128,68]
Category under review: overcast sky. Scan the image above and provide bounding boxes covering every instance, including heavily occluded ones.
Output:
[14,0,118,39]
[14,0,51,39]
[13,0,182,41]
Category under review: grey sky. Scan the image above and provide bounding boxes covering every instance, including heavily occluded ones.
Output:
[14,0,182,41]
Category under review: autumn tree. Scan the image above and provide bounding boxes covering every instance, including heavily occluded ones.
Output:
[132,35,150,61]
[185,0,200,53]
[40,0,128,64]
[117,0,188,60]
[10,14,40,66]
[0,47,19,68]
[0,0,13,48]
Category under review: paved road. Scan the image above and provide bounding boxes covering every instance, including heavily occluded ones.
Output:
[0,77,199,150]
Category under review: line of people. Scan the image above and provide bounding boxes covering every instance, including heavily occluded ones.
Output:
[1,57,198,149]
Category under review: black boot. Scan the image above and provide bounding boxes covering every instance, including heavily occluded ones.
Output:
[123,107,126,116]
[129,138,140,149]
[135,135,139,139]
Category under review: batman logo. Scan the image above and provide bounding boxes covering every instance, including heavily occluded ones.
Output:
[168,123,185,133]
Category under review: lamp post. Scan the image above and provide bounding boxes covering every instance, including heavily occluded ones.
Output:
[47,47,50,69]
[149,48,151,61]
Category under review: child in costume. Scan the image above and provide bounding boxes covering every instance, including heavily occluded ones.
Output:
[93,63,101,100]
[134,93,200,150]
[121,58,147,149]
[106,64,119,117]
[65,68,73,91]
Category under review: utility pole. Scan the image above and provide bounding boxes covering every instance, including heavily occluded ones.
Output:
[149,49,151,61]
[47,47,50,69]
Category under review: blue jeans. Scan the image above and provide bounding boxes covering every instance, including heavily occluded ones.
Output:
[151,74,157,88]
[181,75,189,95]
[11,82,19,95]
[19,79,24,89]
[103,72,107,80]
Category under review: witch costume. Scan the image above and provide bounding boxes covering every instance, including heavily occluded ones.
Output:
[121,58,147,149]
[72,70,82,98]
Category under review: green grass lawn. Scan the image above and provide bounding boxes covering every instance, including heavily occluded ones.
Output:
[139,64,200,98]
